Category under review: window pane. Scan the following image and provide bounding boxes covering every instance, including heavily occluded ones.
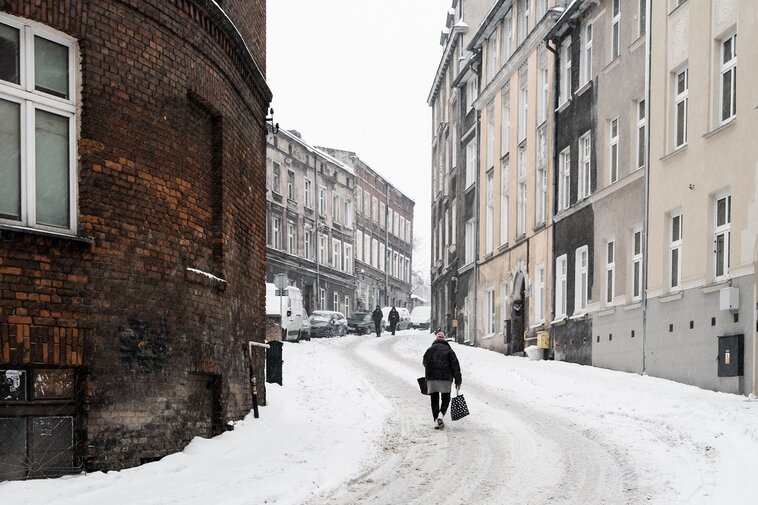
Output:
[0,369,27,401]
[32,368,75,399]
[717,198,727,226]
[35,36,69,99]
[35,109,70,228]
[715,234,725,277]
[0,99,21,220]
[0,23,20,84]
[671,248,679,287]
[721,71,733,122]
[676,101,686,145]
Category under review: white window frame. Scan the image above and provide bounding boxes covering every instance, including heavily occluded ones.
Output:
[466,77,478,111]
[465,218,476,265]
[518,70,528,142]
[636,99,646,170]
[714,194,731,280]
[486,34,498,83]
[578,131,591,199]
[559,39,571,106]
[535,264,545,323]
[319,288,326,310]
[466,139,476,187]
[318,186,327,215]
[287,221,296,254]
[304,179,313,208]
[536,126,547,226]
[333,194,341,223]
[517,145,527,236]
[287,171,295,200]
[333,238,342,270]
[501,84,511,156]
[502,12,513,63]
[486,101,495,168]
[558,147,570,211]
[555,254,568,318]
[272,162,281,193]
[720,33,737,125]
[638,0,647,38]
[363,189,370,216]
[333,292,339,312]
[606,240,615,305]
[271,216,281,249]
[372,196,378,223]
[486,288,496,335]
[500,158,509,246]
[320,234,328,266]
[379,243,385,271]
[537,45,548,124]
[344,243,353,274]
[344,296,350,317]
[379,201,385,229]
[486,170,494,254]
[344,200,353,228]
[581,24,593,86]
[519,0,530,44]
[574,246,589,314]
[674,68,688,149]
[611,0,621,60]
[451,198,457,246]
[669,212,682,291]
[304,227,313,260]
[632,228,643,301]
[609,118,619,183]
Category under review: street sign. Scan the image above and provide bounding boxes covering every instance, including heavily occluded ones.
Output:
[273,273,289,290]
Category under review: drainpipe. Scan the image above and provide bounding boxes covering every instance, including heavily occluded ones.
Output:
[385,182,390,306]
[642,0,652,375]
[473,98,481,348]
[315,157,320,310]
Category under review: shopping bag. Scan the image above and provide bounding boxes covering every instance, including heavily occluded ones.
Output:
[417,377,428,395]
[450,391,469,420]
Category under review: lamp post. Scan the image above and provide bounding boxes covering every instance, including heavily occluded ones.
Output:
[316,222,328,310]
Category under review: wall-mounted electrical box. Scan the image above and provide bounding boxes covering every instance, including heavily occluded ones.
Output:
[719,287,739,311]
[717,334,744,377]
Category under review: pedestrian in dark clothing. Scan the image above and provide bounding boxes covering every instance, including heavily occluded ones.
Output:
[371,305,383,337]
[422,331,462,429]
[388,306,400,335]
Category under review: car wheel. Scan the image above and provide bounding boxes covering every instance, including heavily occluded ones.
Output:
[339,326,346,337]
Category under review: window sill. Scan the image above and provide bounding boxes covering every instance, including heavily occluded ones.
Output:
[550,317,567,326]
[602,56,622,74]
[702,279,731,294]
[575,81,591,97]
[570,312,589,321]
[556,99,571,114]
[0,223,93,244]
[660,144,687,162]
[660,291,683,303]
[480,333,496,340]
[624,302,642,311]
[703,119,736,140]
[595,306,616,317]
[629,35,645,53]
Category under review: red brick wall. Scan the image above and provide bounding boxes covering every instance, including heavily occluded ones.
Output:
[0,0,271,471]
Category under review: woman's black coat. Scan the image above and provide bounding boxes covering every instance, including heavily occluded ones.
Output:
[423,340,462,385]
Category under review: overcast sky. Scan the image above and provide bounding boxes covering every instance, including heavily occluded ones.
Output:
[266,0,452,278]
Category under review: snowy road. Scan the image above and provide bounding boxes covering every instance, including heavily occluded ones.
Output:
[307,333,646,505]
[3,330,757,505]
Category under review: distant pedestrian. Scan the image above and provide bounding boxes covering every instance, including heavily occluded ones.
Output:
[371,305,383,337]
[422,331,462,429]
[388,306,400,335]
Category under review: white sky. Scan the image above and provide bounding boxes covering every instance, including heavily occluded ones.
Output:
[266,0,452,278]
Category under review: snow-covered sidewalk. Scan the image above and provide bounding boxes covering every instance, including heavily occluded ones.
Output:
[3,331,757,504]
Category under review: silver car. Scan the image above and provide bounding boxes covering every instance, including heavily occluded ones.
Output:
[309,310,348,337]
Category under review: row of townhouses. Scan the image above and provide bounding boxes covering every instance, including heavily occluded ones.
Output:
[430,0,756,395]
[265,130,415,316]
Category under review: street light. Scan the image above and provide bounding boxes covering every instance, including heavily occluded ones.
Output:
[316,222,328,310]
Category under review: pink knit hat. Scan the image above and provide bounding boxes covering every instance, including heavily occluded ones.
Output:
[435,331,446,340]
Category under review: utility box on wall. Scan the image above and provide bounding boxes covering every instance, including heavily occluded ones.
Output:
[717,334,744,377]
[719,287,739,311]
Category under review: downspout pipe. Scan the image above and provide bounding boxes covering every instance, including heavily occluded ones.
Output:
[642,0,651,375]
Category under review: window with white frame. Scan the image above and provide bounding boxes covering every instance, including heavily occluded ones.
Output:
[387,208,394,235]
[558,147,570,211]
[581,24,593,86]
[333,292,339,312]
[432,225,438,262]
[363,189,370,215]
[344,243,353,273]
[466,77,478,110]
[379,243,385,271]
[379,201,385,228]
[536,127,547,226]
[517,145,527,236]
[609,118,619,183]
[500,282,509,332]
[305,227,313,260]
[304,179,313,208]
[502,12,513,63]
[319,186,327,215]
[272,162,281,194]
[400,216,406,241]
[451,198,457,246]
[669,212,682,290]
[287,171,295,200]
[333,194,341,223]
[487,101,495,168]
[344,200,353,228]
[538,44,548,124]
[486,288,496,335]
[611,0,620,60]
[714,194,731,279]
[518,67,528,142]
[444,208,449,245]
[632,228,643,301]
[555,254,567,318]
[501,84,511,156]
[320,234,328,265]
[486,171,494,254]
[393,250,399,278]
[271,216,281,249]
[406,220,411,243]
[537,0,548,20]
[466,139,476,187]
[606,240,615,305]
[362,232,369,263]
[344,296,350,317]
[638,0,647,37]
[394,212,399,236]
[674,68,688,148]
[287,221,296,254]
[578,131,591,199]
[465,218,475,265]
[519,0,530,44]
[356,186,362,215]
[371,238,378,268]
[319,288,325,310]
[720,34,737,124]
[500,158,509,246]
[487,34,498,83]
[575,246,588,313]
[333,238,342,270]
[559,39,571,105]
[535,264,545,322]
[636,99,646,170]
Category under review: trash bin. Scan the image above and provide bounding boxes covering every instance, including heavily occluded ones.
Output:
[266,340,283,385]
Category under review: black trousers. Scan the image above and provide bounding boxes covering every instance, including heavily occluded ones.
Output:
[390,322,397,335]
[374,322,381,337]
[430,392,451,420]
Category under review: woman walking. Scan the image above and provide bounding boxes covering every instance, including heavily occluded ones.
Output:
[422,331,462,429]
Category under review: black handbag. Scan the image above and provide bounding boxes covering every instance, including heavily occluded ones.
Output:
[450,391,469,420]
[417,377,428,395]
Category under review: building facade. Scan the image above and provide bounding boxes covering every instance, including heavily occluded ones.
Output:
[320,148,415,311]
[266,130,356,317]
[0,1,271,479]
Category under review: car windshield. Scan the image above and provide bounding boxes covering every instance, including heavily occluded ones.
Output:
[349,313,371,322]
[310,311,332,322]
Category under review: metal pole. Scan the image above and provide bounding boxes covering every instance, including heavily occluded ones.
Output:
[385,182,390,306]
[642,0,652,375]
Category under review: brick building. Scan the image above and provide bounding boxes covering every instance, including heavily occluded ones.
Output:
[0,1,271,479]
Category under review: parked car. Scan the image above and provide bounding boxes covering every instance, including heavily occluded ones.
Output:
[409,305,431,330]
[265,283,305,342]
[382,306,411,331]
[347,312,384,335]
[309,310,348,337]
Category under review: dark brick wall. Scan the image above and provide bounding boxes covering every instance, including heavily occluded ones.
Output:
[0,0,271,471]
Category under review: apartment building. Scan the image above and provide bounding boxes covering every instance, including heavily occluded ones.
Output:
[266,130,356,316]
[429,0,490,341]
[646,0,755,394]
[319,148,415,311]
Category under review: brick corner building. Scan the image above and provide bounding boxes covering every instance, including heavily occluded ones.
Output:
[0,1,271,479]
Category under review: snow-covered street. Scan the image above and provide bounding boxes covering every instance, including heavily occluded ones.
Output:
[3,330,757,505]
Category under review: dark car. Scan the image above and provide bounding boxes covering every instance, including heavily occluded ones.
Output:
[347,312,384,335]
[309,310,347,337]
